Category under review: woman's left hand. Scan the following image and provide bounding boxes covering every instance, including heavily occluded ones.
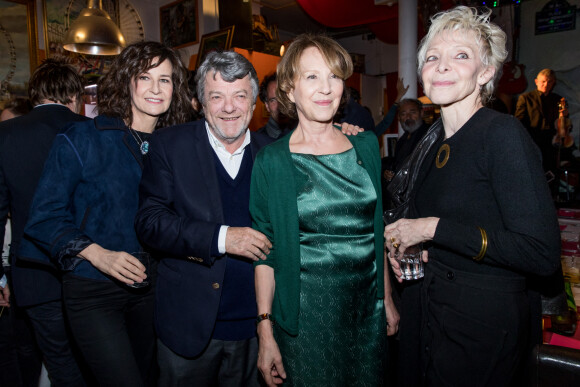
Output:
[384,296,399,336]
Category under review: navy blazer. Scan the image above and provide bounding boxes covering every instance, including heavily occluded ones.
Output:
[135,119,272,358]
[0,105,89,306]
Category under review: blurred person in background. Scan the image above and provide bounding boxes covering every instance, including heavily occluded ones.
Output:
[0,60,88,386]
[258,73,296,139]
[0,98,32,121]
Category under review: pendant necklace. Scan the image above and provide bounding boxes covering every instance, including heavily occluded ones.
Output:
[129,127,149,155]
[435,143,450,168]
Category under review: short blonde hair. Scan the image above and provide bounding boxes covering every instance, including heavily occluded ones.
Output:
[537,68,555,80]
[417,6,507,103]
[276,33,353,119]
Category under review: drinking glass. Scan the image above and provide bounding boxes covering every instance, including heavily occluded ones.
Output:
[384,211,424,280]
[127,252,150,288]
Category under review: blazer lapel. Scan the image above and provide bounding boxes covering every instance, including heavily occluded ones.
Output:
[192,121,225,223]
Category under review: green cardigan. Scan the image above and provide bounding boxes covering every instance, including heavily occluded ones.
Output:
[250,130,385,335]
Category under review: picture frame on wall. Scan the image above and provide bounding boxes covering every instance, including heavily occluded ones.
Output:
[0,0,39,99]
[195,26,235,69]
[160,0,198,49]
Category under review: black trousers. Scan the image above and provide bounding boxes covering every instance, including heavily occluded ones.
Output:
[0,270,42,387]
[157,337,260,387]
[420,261,529,387]
[62,274,156,387]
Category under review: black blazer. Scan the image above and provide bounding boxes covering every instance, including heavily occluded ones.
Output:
[0,104,89,306]
[135,119,272,357]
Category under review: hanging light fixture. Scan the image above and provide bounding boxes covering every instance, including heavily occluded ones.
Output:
[63,0,126,56]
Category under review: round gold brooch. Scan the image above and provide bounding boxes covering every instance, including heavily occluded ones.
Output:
[435,143,450,169]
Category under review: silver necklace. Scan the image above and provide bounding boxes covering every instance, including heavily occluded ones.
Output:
[129,128,149,155]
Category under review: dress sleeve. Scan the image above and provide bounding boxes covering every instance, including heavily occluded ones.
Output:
[24,131,93,269]
[434,116,561,275]
[250,151,276,269]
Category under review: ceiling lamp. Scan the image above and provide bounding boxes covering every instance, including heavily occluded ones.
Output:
[63,0,126,55]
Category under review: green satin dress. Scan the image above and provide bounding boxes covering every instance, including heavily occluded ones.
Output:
[274,148,386,386]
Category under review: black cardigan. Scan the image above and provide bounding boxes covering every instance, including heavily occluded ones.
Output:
[413,108,561,278]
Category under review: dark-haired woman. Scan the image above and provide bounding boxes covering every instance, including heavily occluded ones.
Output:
[23,41,191,386]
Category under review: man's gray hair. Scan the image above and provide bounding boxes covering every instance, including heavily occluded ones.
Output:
[195,51,259,106]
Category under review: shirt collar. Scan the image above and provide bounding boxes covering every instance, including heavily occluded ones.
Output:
[205,122,251,155]
[34,103,66,108]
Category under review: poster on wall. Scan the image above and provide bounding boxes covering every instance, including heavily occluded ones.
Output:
[0,0,38,100]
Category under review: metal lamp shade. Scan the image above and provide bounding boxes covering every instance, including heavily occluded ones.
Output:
[63,1,126,56]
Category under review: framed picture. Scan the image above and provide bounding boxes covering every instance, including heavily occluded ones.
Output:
[42,0,120,80]
[350,53,365,74]
[0,0,39,99]
[160,0,198,49]
[195,26,235,69]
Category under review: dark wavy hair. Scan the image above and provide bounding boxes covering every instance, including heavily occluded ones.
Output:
[28,57,84,106]
[97,41,191,128]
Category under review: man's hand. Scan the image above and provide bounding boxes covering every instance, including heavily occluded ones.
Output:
[336,122,364,136]
[225,227,271,261]
[385,296,399,336]
[0,282,10,307]
[79,244,147,285]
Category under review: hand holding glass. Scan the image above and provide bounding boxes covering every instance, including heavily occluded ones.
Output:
[384,212,424,280]
[127,252,150,288]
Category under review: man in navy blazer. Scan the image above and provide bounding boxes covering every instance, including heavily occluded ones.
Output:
[135,51,272,386]
[0,59,88,385]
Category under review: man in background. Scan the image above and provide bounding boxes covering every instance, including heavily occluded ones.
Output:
[515,68,567,175]
[383,98,430,183]
[0,58,88,386]
[339,87,375,133]
[0,96,39,387]
[257,73,295,139]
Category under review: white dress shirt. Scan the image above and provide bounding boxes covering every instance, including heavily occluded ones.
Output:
[205,123,251,254]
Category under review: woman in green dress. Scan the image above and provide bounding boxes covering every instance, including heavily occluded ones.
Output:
[250,33,399,386]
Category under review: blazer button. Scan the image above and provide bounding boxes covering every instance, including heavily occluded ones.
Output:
[212,282,220,289]
[357,160,362,165]
[446,271,455,280]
